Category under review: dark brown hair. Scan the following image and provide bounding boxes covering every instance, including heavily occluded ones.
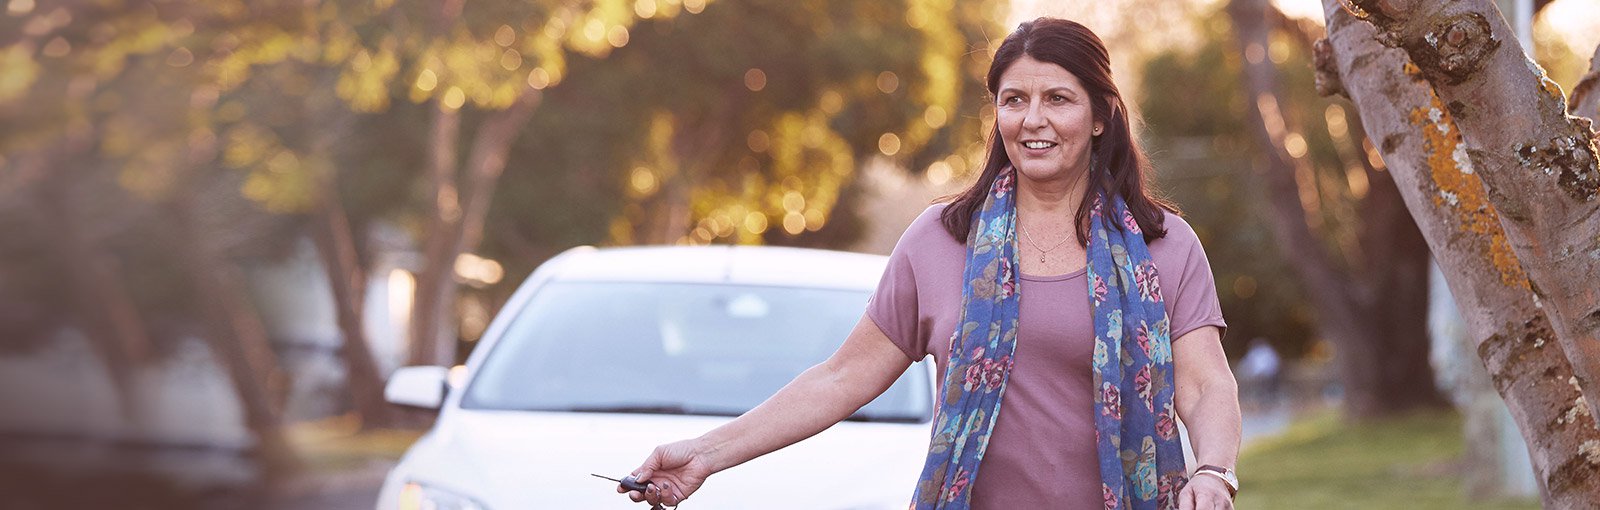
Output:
[940,17,1174,244]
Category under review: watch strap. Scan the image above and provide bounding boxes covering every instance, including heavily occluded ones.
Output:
[1193,465,1238,498]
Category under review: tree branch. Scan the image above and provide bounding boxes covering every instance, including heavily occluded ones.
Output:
[1572,42,1600,121]
[1322,1,1600,502]
[1345,0,1600,407]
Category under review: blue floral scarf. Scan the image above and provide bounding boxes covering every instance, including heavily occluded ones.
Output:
[911,167,1187,510]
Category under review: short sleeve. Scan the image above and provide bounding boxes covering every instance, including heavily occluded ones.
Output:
[867,228,931,362]
[1164,223,1227,342]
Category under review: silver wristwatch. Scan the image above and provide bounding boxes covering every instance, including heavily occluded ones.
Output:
[1193,465,1239,498]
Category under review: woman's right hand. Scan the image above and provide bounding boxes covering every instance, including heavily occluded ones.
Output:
[619,438,715,507]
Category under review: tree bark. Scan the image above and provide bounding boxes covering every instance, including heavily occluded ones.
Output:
[408,89,542,366]
[1229,0,1448,418]
[1319,4,1600,505]
[1343,0,1600,429]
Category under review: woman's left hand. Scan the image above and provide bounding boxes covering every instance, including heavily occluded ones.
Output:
[1178,474,1234,510]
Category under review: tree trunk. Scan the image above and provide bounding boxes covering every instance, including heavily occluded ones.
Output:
[1344,0,1600,428]
[1318,4,1600,506]
[1356,171,1444,414]
[173,86,297,478]
[170,196,298,479]
[30,134,152,422]
[408,100,463,367]
[408,90,542,366]
[451,89,543,273]
[9,119,151,424]
[303,93,393,429]
[309,199,393,429]
[1229,0,1448,418]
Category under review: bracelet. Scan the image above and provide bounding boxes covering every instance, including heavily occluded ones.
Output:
[1192,469,1238,499]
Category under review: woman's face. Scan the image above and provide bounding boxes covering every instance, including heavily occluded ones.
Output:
[995,55,1102,185]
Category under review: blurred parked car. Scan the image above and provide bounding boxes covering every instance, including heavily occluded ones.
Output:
[377,246,934,510]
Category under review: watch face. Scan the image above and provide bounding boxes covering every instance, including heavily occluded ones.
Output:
[1198,466,1238,491]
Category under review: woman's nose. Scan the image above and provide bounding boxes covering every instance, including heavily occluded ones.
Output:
[1022,102,1047,129]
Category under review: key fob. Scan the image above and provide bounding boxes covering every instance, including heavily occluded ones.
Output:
[619,475,651,493]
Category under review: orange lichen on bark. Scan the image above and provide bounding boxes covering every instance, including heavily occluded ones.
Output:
[1527,56,1568,106]
[1409,92,1530,289]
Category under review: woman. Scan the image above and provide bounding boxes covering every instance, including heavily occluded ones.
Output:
[621,17,1241,510]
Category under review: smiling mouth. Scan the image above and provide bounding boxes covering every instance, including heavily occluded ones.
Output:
[1023,141,1058,149]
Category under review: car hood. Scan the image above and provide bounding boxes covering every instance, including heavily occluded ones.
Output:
[398,409,930,510]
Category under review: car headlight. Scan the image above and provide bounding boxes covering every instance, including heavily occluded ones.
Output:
[398,481,490,510]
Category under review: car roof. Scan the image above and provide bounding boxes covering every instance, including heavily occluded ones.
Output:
[543,245,888,291]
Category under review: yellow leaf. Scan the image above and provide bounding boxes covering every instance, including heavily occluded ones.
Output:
[0,45,40,102]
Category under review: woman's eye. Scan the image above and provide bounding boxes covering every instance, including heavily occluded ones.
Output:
[1050,95,1067,103]
[1002,96,1021,105]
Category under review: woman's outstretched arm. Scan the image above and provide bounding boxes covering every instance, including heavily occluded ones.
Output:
[623,314,916,506]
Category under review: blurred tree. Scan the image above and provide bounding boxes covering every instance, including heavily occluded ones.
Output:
[1316,0,1600,504]
[216,67,403,429]
[1140,35,1320,364]
[1,130,153,422]
[492,0,1003,251]
[480,0,1004,305]
[1225,0,1447,418]
[0,0,303,475]
[91,0,717,423]
[0,0,161,420]
[109,53,304,479]
[2,0,1009,436]
[250,0,703,369]
[1138,3,1444,416]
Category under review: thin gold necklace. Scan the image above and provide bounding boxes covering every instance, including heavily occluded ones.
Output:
[1019,223,1071,263]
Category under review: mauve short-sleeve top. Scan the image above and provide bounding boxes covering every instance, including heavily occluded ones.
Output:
[867,203,1227,509]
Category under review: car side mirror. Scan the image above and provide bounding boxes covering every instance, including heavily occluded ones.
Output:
[385,366,450,409]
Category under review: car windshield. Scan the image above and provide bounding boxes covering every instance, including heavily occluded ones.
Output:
[461,281,931,422]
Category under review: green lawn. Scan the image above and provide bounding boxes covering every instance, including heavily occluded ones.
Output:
[1235,410,1539,510]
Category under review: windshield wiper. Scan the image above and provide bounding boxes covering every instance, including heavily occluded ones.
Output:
[563,403,697,415]
[559,403,749,417]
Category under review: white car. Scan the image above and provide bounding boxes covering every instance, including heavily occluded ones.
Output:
[377,245,935,510]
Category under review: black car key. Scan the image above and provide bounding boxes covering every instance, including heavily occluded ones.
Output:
[592,473,651,492]
[592,473,668,509]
